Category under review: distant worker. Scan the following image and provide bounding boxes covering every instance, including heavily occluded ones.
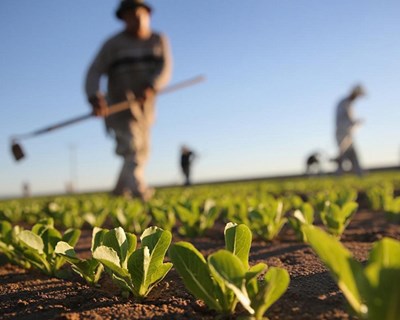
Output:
[180,145,196,186]
[85,0,172,200]
[22,182,31,198]
[305,152,321,175]
[334,85,365,176]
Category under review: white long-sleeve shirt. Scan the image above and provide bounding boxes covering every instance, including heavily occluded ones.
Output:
[335,97,358,150]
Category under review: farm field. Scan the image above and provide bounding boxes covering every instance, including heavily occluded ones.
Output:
[0,172,399,320]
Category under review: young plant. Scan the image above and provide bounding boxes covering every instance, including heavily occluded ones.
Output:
[319,201,358,238]
[83,208,109,228]
[16,218,80,276]
[0,221,30,268]
[366,183,393,211]
[54,227,107,285]
[383,193,400,222]
[224,200,250,226]
[303,224,400,320]
[174,199,220,237]
[288,202,314,242]
[112,200,151,234]
[170,223,290,319]
[93,226,172,298]
[149,205,176,232]
[248,200,287,241]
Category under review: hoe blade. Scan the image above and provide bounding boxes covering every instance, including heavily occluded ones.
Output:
[11,142,25,161]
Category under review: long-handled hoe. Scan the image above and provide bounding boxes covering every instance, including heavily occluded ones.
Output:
[10,75,205,161]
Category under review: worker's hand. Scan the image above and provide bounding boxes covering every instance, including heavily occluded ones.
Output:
[88,93,109,117]
[136,86,155,104]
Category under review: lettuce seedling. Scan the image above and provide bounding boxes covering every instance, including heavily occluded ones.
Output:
[112,200,151,234]
[320,201,358,238]
[174,199,220,237]
[366,184,393,211]
[170,223,290,319]
[55,227,107,285]
[303,225,400,320]
[288,203,314,242]
[93,226,172,298]
[248,200,287,241]
[0,221,30,268]
[225,200,251,226]
[16,218,80,276]
[383,194,400,222]
[150,205,176,232]
[169,223,249,314]
[209,250,290,320]
[83,208,109,228]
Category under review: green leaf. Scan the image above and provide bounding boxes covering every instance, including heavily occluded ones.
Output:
[367,237,400,271]
[22,249,51,274]
[363,238,400,320]
[252,267,290,319]
[91,227,107,252]
[128,247,150,296]
[102,227,129,266]
[246,263,268,282]
[18,230,44,254]
[93,245,129,278]
[148,262,172,288]
[62,228,81,247]
[169,242,221,311]
[55,241,80,261]
[245,263,268,299]
[303,225,366,314]
[208,250,251,314]
[225,223,252,269]
[32,218,54,235]
[140,227,171,288]
[125,232,137,260]
[41,228,62,255]
[0,221,12,243]
[55,241,103,285]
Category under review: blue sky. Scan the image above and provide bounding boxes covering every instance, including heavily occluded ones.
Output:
[1,1,399,197]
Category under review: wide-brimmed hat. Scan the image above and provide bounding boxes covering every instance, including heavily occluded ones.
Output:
[116,0,152,19]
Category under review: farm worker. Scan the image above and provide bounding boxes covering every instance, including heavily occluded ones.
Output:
[180,145,196,186]
[85,0,172,200]
[334,85,365,176]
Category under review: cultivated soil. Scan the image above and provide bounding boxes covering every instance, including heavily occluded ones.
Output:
[0,210,399,320]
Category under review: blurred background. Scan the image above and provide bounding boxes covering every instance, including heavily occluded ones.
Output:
[1,0,399,197]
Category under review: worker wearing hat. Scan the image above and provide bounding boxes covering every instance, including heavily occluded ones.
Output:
[334,84,366,176]
[85,0,172,200]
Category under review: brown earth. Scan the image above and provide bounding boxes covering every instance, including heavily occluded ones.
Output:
[0,210,399,320]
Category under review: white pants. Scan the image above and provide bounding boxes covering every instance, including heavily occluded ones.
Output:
[336,133,362,176]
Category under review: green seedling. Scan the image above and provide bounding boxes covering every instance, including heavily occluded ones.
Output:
[225,200,251,226]
[383,193,400,222]
[0,221,30,268]
[16,218,80,276]
[55,227,107,285]
[303,225,400,320]
[248,200,287,241]
[288,202,314,242]
[150,205,176,232]
[366,184,393,211]
[83,208,109,228]
[174,199,220,237]
[320,201,358,238]
[93,226,172,298]
[112,200,151,235]
[170,223,289,319]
